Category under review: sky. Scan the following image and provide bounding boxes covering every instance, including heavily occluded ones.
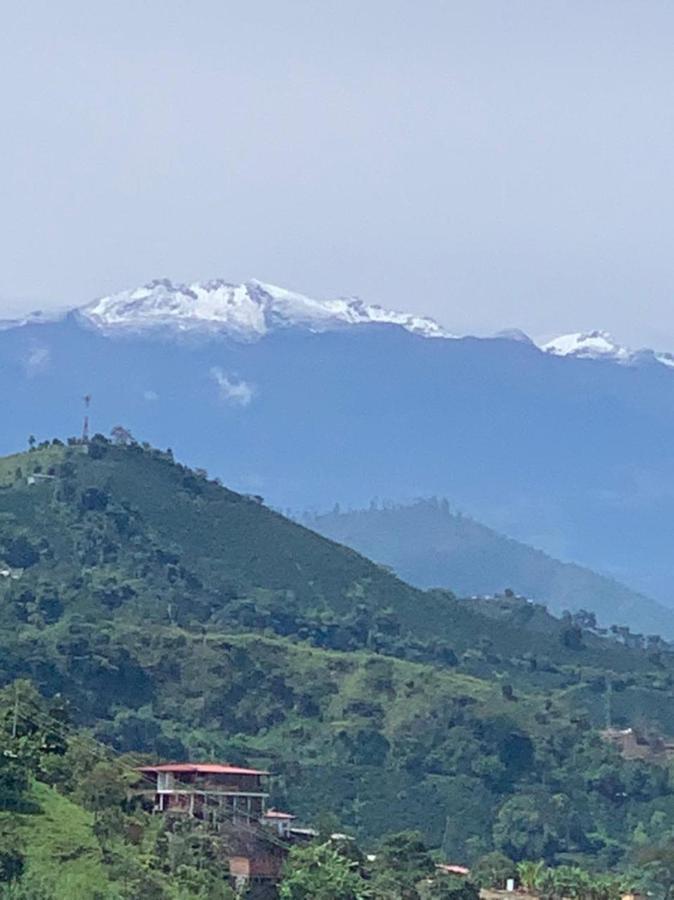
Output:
[2,1,674,347]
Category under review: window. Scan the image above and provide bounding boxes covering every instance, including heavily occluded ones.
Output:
[157,772,175,791]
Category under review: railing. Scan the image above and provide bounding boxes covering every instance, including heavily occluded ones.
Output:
[155,788,269,797]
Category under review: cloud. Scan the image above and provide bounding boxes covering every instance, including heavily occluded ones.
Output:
[143,390,158,401]
[23,344,50,376]
[210,367,255,407]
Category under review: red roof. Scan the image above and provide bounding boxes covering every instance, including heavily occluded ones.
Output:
[137,762,270,776]
[437,864,470,876]
[263,809,296,820]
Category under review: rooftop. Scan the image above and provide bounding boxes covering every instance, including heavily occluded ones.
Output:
[262,809,296,820]
[137,762,270,776]
[437,864,471,876]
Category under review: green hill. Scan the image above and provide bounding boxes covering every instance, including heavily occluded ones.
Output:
[3,780,113,898]
[2,438,674,876]
[305,499,674,638]
[0,440,659,678]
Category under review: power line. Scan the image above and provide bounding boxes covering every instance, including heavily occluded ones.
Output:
[11,701,292,853]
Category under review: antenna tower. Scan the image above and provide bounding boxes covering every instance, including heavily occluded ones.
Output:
[82,394,91,442]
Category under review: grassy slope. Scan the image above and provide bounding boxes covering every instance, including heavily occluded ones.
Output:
[7,781,113,899]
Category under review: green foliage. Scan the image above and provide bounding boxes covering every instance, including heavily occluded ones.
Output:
[280,842,371,899]
[0,755,30,812]
[3,442,674,877]
[418,875,479,900]
[519,862,627,900]
[0,822,24,884]
[368,831,435,898]
[516,859,546,892]
[470,851,516,889]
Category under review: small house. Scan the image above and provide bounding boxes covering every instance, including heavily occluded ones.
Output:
[261,809,296,838]
[137,762,270,825]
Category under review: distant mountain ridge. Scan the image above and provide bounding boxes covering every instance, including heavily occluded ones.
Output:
[305,499,674,639]
[2,277,674,369]
[76,278,454,340]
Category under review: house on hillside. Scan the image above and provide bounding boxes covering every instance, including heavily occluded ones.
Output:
[137,762,269,823]
[602,727,674,761]
[136,761,302,891]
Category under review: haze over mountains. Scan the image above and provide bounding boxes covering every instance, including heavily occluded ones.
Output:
[306,500,674,639]
[3,277,674,619]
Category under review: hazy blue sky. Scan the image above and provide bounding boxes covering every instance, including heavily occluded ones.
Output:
[3,1,674,346]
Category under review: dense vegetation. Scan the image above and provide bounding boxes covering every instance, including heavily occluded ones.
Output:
[305,499,674,638]
[4,438,674,895]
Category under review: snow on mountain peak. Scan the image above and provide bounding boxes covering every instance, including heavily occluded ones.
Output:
[78,278,454,341]
[541,330,635,363]
[7,278,674,373]
[540,329,674,371]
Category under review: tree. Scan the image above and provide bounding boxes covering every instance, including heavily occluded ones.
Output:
[516,860,545,893]
[0,755,30,811]
[637,843,674,900]
[471,852,516,889]
[560,624,584,650]
[0,827,24,883]
[0,534,39,568]
[369,831,435,898]
[27,436,36,451]
[493,795,557,862]
[75,761,129,818]
[280,843,371,899]
[87,440,108,460]
[375,831,434,881]
[544,865,591,900]
[419,875,479,900]
[570,609,597,631]
[110,425,134,446]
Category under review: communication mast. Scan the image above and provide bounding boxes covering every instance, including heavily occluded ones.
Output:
[82,394,91,442]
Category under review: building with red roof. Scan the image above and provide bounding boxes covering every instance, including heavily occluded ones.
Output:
[137,761,270,823]
[136,761,299,890]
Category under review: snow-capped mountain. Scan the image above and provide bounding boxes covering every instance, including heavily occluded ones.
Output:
[58,279,674,371]
[4,276,674,374]
[542,330,633,362]
[77,278,454,341]
[541,329,674,369]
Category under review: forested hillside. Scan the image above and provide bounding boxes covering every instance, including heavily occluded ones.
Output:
[306,500,674,638]
[3,438,674,888]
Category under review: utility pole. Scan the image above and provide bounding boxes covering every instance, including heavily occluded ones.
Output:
[11,683,19,739]
[82,394,91,443]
